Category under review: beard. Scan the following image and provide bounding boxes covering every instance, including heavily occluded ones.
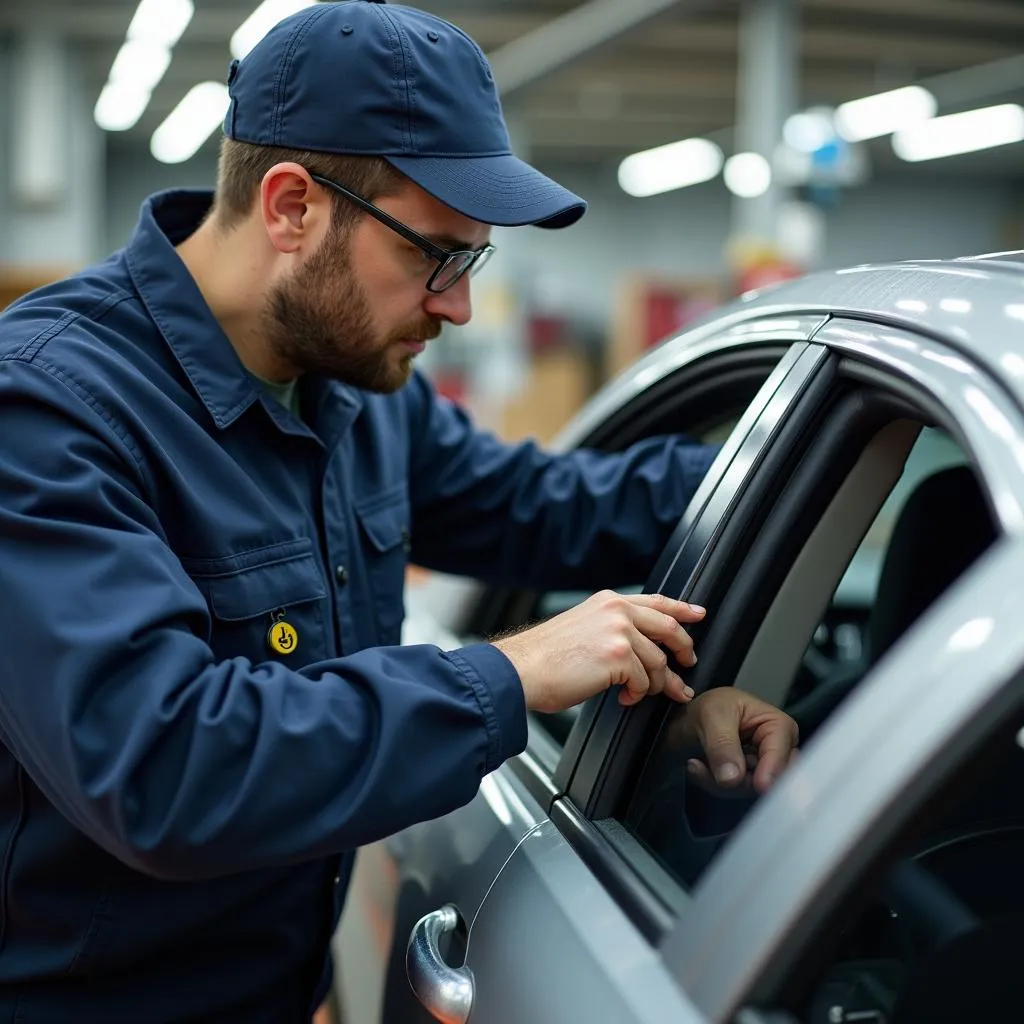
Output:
[262,223,441,393]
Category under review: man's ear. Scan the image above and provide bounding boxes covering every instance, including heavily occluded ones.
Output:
[259,163,330,255]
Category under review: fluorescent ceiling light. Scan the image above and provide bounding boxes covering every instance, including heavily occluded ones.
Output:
[835,86,936,143]
[617,138,723,197]
[94,81,152,132]
[109,39,172,92]
[893,103,1024,162]
[783,109,834,154]
[151,82,231,164]
[723,152,771,198]
[127,0,194,47]
[231,0,319,60]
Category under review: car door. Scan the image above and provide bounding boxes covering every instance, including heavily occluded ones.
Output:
[333,317,827,1024]
[556,317,1024,1022]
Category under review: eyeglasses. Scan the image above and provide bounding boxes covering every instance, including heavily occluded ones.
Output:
[308,172,495,293]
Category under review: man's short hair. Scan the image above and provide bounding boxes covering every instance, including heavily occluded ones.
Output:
[213,137,405,232]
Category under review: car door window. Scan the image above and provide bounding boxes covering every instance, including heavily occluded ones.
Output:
[614,384,999,892]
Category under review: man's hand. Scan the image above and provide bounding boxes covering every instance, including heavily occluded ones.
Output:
[493,590,705,714]
[683,687,799,794]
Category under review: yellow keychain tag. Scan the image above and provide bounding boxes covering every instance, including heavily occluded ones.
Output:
[267,614,298,656]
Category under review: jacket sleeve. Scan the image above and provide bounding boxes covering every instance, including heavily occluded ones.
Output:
[405,372,721,589]
[0,359,526,881]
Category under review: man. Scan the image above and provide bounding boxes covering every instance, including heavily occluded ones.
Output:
[0,2,796,1020]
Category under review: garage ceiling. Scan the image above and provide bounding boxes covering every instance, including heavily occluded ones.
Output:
[2,0,1023,175]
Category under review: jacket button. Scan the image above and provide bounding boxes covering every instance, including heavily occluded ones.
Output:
[335,565,348,585]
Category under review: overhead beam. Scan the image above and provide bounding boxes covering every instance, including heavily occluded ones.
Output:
[627,21,1016,68]
[804,0,1024,29]
[921,54,1024,108]
[487,0,714,99]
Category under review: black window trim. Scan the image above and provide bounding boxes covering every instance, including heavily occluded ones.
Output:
[566,343,835,816]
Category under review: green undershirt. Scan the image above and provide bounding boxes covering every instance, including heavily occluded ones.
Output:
[257,375,301,419]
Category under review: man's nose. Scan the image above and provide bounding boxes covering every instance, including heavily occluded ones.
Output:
[423,273,472,326]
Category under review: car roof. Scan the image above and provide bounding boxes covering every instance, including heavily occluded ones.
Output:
[674,249,1024,401]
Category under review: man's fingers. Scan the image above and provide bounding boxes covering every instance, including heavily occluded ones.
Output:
[693,703,747,787]
[750,720,800,794]
[632,632,670,696]
[629,604,697,667]
[686,758,714,787]
[627,593,706,624]
[630,631,695,703]
[617,651,651,706]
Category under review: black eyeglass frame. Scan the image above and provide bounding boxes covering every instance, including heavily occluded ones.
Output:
[308,172,495,293]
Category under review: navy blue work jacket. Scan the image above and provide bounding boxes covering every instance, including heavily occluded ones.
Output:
[0,191,718,1022]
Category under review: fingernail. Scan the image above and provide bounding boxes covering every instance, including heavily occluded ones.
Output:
[688,604,706,615]
[716,763,741,783]
[683,684,695,699]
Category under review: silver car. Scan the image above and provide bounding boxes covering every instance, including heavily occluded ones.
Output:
[334,252,1024,1024]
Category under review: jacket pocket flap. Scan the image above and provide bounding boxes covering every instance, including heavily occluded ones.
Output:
[198,553,326,622]
[355,496,409,553]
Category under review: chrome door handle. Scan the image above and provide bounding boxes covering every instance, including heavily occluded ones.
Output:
[406,904,475,1024]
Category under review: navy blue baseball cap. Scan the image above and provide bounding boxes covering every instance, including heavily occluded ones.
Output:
[223,0,586,229]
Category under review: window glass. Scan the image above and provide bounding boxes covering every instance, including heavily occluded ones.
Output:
[624,423,996,890]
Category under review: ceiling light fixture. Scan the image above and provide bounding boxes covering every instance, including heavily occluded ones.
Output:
[723,152,772,198]
[835,85,936,143]
[150,82,231,164]
[893,103,1024,161]
[93,0,194,132]
[94,82,153,133]
[109,39,172,93]
[617,138,724,197]
[127,0,194,48]
[783,108,835,154]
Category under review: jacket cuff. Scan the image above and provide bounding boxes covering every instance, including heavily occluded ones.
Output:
[443,643,528,773]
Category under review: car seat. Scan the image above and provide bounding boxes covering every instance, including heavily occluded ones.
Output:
[789,464,997,735]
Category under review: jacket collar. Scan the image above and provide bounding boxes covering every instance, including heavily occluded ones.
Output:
[125,189,260,430]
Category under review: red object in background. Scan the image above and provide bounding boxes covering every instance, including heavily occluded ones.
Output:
[736,260,803,296]
[642,288,719,349]
[526,313,569,353]
[431,369,467,405]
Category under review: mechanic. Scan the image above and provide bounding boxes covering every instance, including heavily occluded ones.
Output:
[0,2,797,1020]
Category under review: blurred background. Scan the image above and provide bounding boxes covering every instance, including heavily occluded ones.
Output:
[1,0,1022,442]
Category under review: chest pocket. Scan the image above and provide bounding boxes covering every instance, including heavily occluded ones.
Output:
[354,489,410,648]
[185,540,330,667]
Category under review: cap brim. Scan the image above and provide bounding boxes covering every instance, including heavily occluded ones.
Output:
[386,153,586,229]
